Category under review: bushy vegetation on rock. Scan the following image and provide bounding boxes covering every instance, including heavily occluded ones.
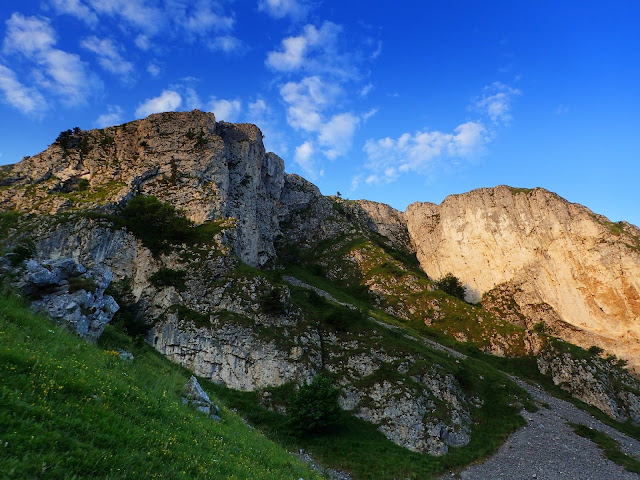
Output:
[436,273,466,301]
[288,375,342,434]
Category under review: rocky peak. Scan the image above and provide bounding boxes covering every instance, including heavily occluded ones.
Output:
[0,110,286,267]
[405,185,640,371]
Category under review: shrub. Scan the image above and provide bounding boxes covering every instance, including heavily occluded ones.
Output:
[588,345,604,356]
[150,268,187,291]
[288,375,341,435]
[68,276,98,293]
[120,196,193,254]
[105,278,148,338]
[6,240,36,267]
[435,273,466,301]
[260,287,286,315]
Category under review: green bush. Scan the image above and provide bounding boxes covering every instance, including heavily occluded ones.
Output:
[105,278,148,338]
[260,287,286,315]
[150,267,187,291]
[588,345,604,355]
[6,240,36,267]
[120,196,193,254]
[436,273,466,301]
[288,375,342,435]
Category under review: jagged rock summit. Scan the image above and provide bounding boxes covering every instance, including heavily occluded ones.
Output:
[0,110,284,267]
[405,185,640,371]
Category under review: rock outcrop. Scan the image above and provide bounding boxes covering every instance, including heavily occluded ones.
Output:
[405,186,640,371]
[8,257,118,340]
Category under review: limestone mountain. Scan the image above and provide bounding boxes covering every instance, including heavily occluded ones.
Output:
[1,110,639,465]
[405,186,640,372]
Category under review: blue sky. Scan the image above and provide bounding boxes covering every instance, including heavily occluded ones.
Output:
[1,1,639,226]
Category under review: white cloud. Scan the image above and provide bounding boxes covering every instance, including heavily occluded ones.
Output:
[363,121,487,184]
[475,81,521,125]
[294,141,316,177]
[360,83,373,97]
[168,0,234,36]
[208,97,241,122]
[0,64,47,115]
[280,76,341,132]
[362,108,377,121]
[3,13,99,105]
[136,89,182,117]
[248,99,268,120]
[48,0,98,26]
[266,21,341,73]
[185,87,201,110]
[555,104,569,115]
[86,0,163,35]
[3,13,56,55]
[147,63,160,77]
[135,34,151,50]
[209,35,242,53]
[81,36,133,77]
[258,0,310,20]
[319,113,359,160]
[95,104,123,127]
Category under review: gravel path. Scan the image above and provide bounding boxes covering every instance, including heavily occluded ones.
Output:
[445,378,640,480]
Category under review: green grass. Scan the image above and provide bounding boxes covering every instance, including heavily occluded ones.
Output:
[206,357,529,480]
[569,423,640,474]
[0,293,323,480]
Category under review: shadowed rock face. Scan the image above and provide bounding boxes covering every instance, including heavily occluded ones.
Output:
[405,185,640,371]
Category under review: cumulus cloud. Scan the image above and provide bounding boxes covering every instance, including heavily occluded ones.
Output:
[474,81,521,125]
[258,0,311,20]
[95,104,123,127]
[362,121,488,185]
[136,89,182,117]
[81,36,133,77]
[0,64,47,115]
[280,76,341,132]
[266,21,341,73]
[3,14,100,105]
[319,113,359,160]
[208,97,241,121]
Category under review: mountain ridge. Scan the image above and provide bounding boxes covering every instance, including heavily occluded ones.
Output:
[1,110,639,469]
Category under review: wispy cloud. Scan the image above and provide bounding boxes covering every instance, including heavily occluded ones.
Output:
[555,104,569,115]
[3,13,100,105]
[209,35,243,53]
[257,0,311,21]
[95,104,123,127]
[0,64,47,116]
[474,81,521,125]
[359,81,520,187]
[362,122,488,185]
[81,36,133,78]
[136,89,182,117]
[48,0,99,26]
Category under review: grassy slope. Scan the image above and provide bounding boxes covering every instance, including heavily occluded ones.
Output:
[0,293,322,480]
